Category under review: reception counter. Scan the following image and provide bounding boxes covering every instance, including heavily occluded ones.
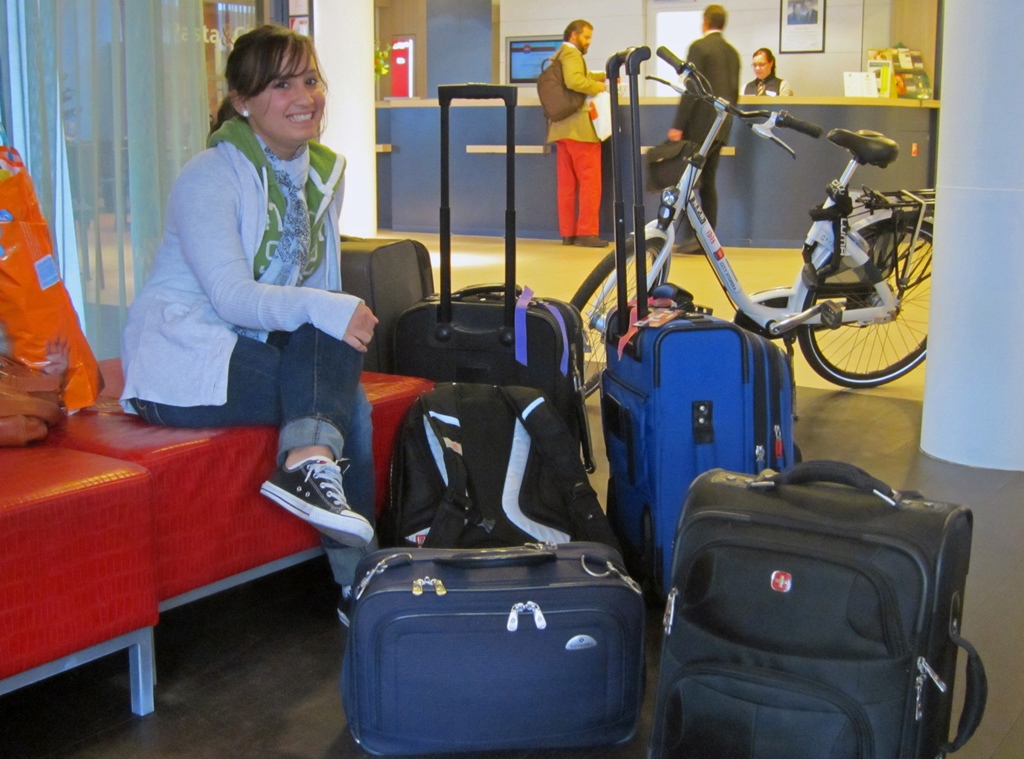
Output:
[375,95,937,248]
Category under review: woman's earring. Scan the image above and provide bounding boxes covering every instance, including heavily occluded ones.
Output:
[241,109,250,118]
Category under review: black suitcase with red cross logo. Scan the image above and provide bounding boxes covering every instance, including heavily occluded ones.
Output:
[648,461,988,759]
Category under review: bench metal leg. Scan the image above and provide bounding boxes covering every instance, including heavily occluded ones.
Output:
[128,627,155,716]
[0,626,156,716]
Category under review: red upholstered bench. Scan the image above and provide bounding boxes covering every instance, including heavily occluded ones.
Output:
[47,360,433,607]
[0,446,158,715]
[0,360,430,717]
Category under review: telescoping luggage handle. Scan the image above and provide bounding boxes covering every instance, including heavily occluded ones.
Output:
[753,459,988,754]
[437,84,517,342]
[604,46,651,337]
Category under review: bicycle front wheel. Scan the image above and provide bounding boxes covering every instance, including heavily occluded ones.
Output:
[797,214,932,388]
[571,237,664,396]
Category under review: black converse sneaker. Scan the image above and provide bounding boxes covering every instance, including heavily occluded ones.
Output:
[260,456,373,547]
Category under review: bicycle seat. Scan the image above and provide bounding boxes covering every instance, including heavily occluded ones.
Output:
[827,129,899,168]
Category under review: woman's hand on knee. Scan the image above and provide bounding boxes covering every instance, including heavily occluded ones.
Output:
[342,303,379,353]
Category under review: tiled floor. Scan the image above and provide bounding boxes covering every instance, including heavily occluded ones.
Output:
[1,234,1020,758]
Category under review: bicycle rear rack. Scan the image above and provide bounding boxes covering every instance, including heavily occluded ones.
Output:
[857,188,934,291]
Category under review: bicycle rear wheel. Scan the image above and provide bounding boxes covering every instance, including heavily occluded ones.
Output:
[797,214,932,388]
[570,237,664,396]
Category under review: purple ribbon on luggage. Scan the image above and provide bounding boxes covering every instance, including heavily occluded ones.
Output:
[515,286,569,377]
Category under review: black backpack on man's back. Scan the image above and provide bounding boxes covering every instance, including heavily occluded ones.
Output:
[387,382,619,552]
[537,56,586,122]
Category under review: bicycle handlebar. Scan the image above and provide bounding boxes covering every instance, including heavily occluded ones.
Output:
[776,111,823,139]
[648,48,824,160]
[656,46,686,75]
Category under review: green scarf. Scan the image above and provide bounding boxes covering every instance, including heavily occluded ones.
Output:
[208,118,343,281]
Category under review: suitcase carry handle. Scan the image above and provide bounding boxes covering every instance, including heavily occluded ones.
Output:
[451,283,524,300]
[943,619,988,755]
[759,460,899,506]
[435,546,557,569]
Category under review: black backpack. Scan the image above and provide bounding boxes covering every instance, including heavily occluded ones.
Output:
[537,56,586,122]
[387,382,620,552]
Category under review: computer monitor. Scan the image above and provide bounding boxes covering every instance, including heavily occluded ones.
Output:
[507,35,564,84]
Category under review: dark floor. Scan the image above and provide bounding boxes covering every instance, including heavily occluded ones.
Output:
[1,385,1021,759]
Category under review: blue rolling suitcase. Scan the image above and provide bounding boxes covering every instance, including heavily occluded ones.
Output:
[602,313,795,596]
[599,48,795,597]
[340,542,645,755]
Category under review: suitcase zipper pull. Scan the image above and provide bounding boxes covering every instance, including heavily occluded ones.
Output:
[918,657,947,691]
[355,552,414,599]
[507,602,547,632]
[663,588,678,635]
[412,577,448,596]
[773,424,784,465]
[580,556,643,596]
[755,444,767,472]
[914,656,948,720]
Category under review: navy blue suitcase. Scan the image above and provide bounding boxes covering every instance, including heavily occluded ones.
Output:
[602,313,796,596]
[340,542,645,755]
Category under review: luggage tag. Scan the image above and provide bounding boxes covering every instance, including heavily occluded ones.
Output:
[515,285,570,376]
[614,284,714,358]
[616,304,679,358]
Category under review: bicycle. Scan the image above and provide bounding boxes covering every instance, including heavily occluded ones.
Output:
[571,46,934,393]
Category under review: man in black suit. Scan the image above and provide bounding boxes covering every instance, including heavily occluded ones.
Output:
[668,4,740,234]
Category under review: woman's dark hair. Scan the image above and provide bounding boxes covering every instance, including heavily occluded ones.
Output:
[210,24,326,134]
[753,47,778,78]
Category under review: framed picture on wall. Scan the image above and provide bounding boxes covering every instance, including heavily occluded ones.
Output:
[288,0,313,37]
[780,0,825,53]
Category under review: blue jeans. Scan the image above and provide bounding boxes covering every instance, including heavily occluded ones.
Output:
[129,323,376,586]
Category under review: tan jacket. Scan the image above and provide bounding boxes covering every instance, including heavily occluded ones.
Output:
[545,42,607,143]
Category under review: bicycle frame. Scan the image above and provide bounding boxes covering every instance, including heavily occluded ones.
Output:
[689,163,903,335]
[580,64,934,344]
[573,46,933,392]
[645,99,933,341]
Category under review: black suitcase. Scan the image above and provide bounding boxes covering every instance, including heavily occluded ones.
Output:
[392,83,593,471]
[340,542,645,755]
[339,235,433,373]
[648,461,987,759]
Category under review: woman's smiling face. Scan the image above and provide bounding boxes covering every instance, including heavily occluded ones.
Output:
[239,54,325,159]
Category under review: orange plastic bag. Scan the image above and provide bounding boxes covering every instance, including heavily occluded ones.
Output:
[0,145,101,411]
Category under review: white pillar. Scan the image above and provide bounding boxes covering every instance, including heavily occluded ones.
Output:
[920,0,1024,468]
[313,0,377,237]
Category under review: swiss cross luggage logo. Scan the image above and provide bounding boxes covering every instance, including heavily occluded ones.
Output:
[770,570,793,593]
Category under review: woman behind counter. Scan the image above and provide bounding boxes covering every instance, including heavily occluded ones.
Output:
[744,48,794,96]
[120,24,377,621]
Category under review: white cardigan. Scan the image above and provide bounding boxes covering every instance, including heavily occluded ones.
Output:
[120,140,360,409]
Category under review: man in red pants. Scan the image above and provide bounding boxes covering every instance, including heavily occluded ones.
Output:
[545,19,608,248]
